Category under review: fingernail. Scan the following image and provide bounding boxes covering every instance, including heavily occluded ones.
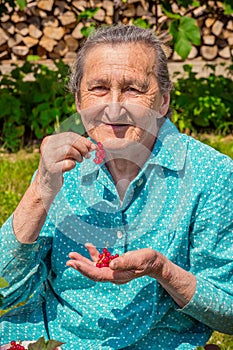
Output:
[84,152,91,159]
[90,144,96,150]
[110,259,119,269]
[85,242,95,247]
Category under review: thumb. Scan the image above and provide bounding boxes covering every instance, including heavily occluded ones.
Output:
[109,252,133,271]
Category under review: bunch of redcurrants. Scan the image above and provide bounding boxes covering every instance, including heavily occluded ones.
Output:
[96,247,119,268]
[7,341,26,350]
[94,142,106,164]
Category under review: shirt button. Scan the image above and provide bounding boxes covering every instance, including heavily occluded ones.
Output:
[136,178,143,187]
[117,230,123,239]
[114,217,121,225]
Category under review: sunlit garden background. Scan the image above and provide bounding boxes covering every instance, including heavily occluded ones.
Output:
[0,0,233,348]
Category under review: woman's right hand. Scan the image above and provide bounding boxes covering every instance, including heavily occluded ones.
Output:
[35,132,96,198]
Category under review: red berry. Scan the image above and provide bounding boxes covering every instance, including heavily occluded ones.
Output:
[96,247,119,268]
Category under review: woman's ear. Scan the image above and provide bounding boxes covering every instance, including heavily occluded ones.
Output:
[159,93,170,116]
[75,92,81,113]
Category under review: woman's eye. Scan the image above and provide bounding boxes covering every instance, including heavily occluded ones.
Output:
[91,86,107,92]
[125,87,141,94]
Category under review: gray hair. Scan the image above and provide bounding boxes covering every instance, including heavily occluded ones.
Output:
[69,25,171,96]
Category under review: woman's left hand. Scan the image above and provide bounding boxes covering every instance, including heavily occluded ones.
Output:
[66,244,165,284]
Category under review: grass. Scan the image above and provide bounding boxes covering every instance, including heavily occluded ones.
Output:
[0,150,40,226]
[0,136,233,349]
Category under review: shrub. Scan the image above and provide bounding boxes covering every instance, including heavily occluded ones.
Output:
[170,63,233,135]
[0,59,78,152]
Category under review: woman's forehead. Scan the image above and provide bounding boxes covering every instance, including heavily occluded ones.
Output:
[83,43,156,74]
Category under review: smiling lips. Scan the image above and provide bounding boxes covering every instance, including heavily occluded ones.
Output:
[104,123,130,129]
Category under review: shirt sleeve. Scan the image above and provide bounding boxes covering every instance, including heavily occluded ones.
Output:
[0,214,53,311]
[179,157,233,334]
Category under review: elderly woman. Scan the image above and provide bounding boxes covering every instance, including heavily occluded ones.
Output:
[0,25,232,350]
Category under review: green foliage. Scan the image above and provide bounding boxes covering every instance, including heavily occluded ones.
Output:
[0,0,26,17]
[0,60,77,152]
[171,63,233,134]
[132,18,151,29]
[78,7,99,37]
[0,152,40,226]
[28,337,64,350]
[78,7,100,20]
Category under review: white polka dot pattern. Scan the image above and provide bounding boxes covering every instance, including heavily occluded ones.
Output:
[0,119,232,349]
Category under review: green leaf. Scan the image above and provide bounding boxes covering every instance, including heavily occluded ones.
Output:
[174,31,192,59]
[191,1,200,7]
[132,18,150,29]
[0,277,9,288]
[81,24,96,37]
[180,16,201,46]
[223,3,233,14]
[169,20,179,40]
[78,7,100,19]
[26,55,41,62]
[16,0,27,10]
[28,337,64,350]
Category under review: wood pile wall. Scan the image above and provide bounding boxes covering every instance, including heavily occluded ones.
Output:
[0,0,232,62]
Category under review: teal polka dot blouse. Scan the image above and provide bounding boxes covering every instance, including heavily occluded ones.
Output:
[1,119,233,349]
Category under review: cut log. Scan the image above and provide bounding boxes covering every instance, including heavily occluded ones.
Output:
[0,50,9,59]
[8,33,23,48]
[11,12,27,23]
[1,22,15,35]
[37,0,54,11]
[102,0,114,16]
[39,35,57,52]
[44,26,65,40]
[54,40,68,56]
[227,35,233,46]
[23,36,39,48]
[200,45,218,60]
[93,8,106,21]
[64,35,79,51]
[72,1,87,11]
[37,45,47,58]
[226,20,233,31]
[12,45,29,56]
[205,17,215,28]
[64,51,77,60]
[1,14,10,22]
[0,29,10,47]
[15,23,29,36]
[212,20,224,36]
[188,46,198,59]
[203,35,215,45]
[72,23,84,39]
[28,16,41,27]
[123,4,136,17]
[219,46,231,59]
[29,24,43,39]
[59,11,77,26]
[41,16,59,27]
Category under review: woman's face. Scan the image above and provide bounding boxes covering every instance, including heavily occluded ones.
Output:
[77,43,170,151]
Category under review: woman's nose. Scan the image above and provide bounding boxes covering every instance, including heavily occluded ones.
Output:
[104,102,126,123]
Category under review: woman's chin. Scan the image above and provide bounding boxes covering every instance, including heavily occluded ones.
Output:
[102,138,135,152]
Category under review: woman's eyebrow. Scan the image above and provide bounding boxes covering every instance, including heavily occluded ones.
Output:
[122,78,149,90]
[87,78,110,87]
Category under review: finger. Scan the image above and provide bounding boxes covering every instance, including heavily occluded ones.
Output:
[109,252,136,271]
[85,243,100,262]
[68,252,94,265]
[67,258,115,282]
[73,136,97,156]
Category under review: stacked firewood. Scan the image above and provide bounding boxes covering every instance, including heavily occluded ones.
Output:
[0,0,232,62]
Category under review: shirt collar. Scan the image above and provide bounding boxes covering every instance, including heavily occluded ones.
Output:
[79,118,188,182]
[148,118,188,171]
